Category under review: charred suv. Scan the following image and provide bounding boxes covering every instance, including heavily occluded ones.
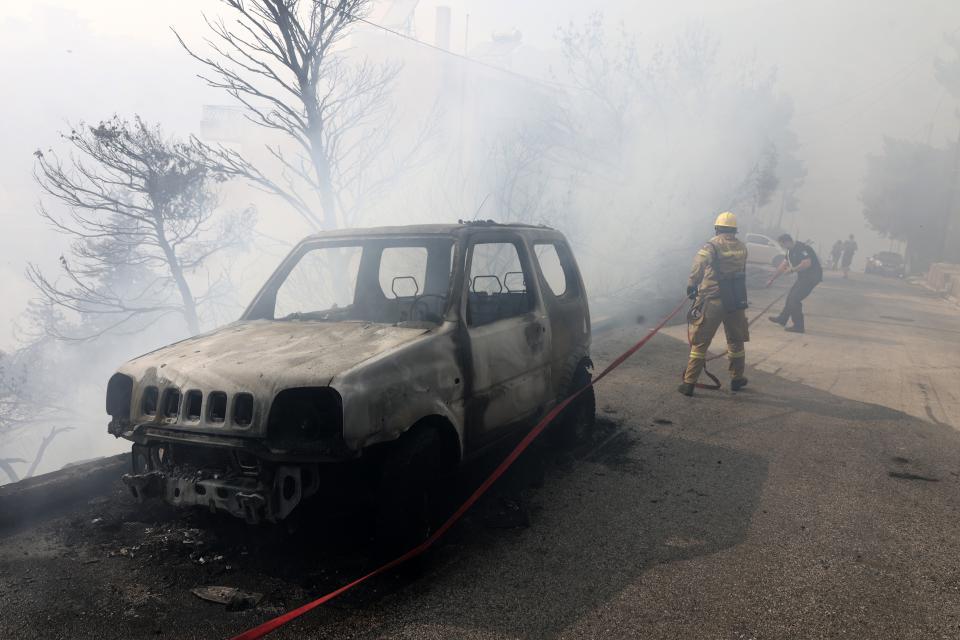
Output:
[106,223,593,534]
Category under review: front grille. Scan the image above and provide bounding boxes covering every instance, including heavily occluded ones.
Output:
[162,388,182,418]
[142,386,159,416]
[135,386,254,428]
[208,392,227,423]
[184,390,203,421]
[233,393,254,426]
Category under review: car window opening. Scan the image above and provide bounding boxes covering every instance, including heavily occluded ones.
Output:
[467,241,535,326]
[268,239,454,327]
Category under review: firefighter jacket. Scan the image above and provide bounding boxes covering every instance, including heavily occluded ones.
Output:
[688,234,748,300]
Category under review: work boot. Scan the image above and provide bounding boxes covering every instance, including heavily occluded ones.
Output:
[731,377,748,391]
[784,325,804,333]
[768,316,786,326]
[677,382,695,397]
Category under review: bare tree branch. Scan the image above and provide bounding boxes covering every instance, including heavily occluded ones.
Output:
[177,0,432,230]
[32,116,249,341]
[24,426,76,479]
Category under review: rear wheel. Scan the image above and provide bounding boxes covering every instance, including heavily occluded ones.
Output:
[551,363,596,447]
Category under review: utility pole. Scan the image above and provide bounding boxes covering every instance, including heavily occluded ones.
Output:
[941,115,960,264]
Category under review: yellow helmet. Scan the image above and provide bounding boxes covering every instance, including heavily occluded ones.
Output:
[714,211,737,230]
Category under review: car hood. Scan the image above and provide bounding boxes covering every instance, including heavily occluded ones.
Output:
[119,320,430,394]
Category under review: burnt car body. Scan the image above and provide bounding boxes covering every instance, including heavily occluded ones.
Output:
[865,251,906,278]
[106,223,592,527]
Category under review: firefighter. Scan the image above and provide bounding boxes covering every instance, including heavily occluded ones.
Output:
[678,212,750,397]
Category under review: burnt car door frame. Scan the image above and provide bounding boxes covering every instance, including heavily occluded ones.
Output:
[457,230,553,453]
[529,238,591,398]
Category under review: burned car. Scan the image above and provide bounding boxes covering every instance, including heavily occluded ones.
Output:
[106,223,593,538]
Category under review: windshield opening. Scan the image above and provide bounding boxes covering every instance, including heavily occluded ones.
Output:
[257,238,455,326]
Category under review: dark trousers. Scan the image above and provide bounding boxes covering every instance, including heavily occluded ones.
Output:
[775,277,819,329]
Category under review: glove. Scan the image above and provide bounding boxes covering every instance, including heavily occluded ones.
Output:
[686,285,697,300]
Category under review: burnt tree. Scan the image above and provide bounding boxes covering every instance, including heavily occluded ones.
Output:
[30,116,249,339]
[176,0,418,230]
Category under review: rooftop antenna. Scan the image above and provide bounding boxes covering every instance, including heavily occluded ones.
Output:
[471,192,491,220]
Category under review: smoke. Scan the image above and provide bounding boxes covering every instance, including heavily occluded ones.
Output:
[345,15,802,317]
[1,0,958,480]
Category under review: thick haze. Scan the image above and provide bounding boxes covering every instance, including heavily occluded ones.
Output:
[1,1,957,349]
[0,0,958,474]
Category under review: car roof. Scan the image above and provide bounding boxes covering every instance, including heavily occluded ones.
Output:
[301,221,560,242]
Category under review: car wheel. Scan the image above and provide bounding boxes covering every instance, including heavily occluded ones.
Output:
[772,255,785,268]
[375,428,444,555]
[551,364,596,447]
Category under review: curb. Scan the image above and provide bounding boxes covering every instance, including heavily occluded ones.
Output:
[911,278,960,308]
[0,453,127,533]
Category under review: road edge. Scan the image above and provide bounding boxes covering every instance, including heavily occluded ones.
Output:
[0,454,127,534]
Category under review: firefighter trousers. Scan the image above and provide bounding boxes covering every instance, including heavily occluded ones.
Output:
[683,297,749,384]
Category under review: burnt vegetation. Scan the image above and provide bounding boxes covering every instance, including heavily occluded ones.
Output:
[175,0,435,230]
[30,116,252,338]
[0,344,74,483]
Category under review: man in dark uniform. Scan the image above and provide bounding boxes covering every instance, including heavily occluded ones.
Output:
[678,212,750,397]
[830,240,843,270]
[840,234,858,278]
[767,234,822,333]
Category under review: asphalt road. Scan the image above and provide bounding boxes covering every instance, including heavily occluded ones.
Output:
[2,272,960,639]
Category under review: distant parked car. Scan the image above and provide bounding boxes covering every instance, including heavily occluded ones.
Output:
[865,251,905,278]
[744,233,786,267]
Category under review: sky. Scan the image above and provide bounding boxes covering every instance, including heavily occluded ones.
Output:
[0,0,958,350]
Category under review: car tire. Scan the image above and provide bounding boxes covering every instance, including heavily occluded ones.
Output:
[772,255,785,268]
[374,428,444,555]
[551,363,596,447]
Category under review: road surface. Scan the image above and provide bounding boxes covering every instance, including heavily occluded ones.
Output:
[2,271,960,639]
[661,270,960,428]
